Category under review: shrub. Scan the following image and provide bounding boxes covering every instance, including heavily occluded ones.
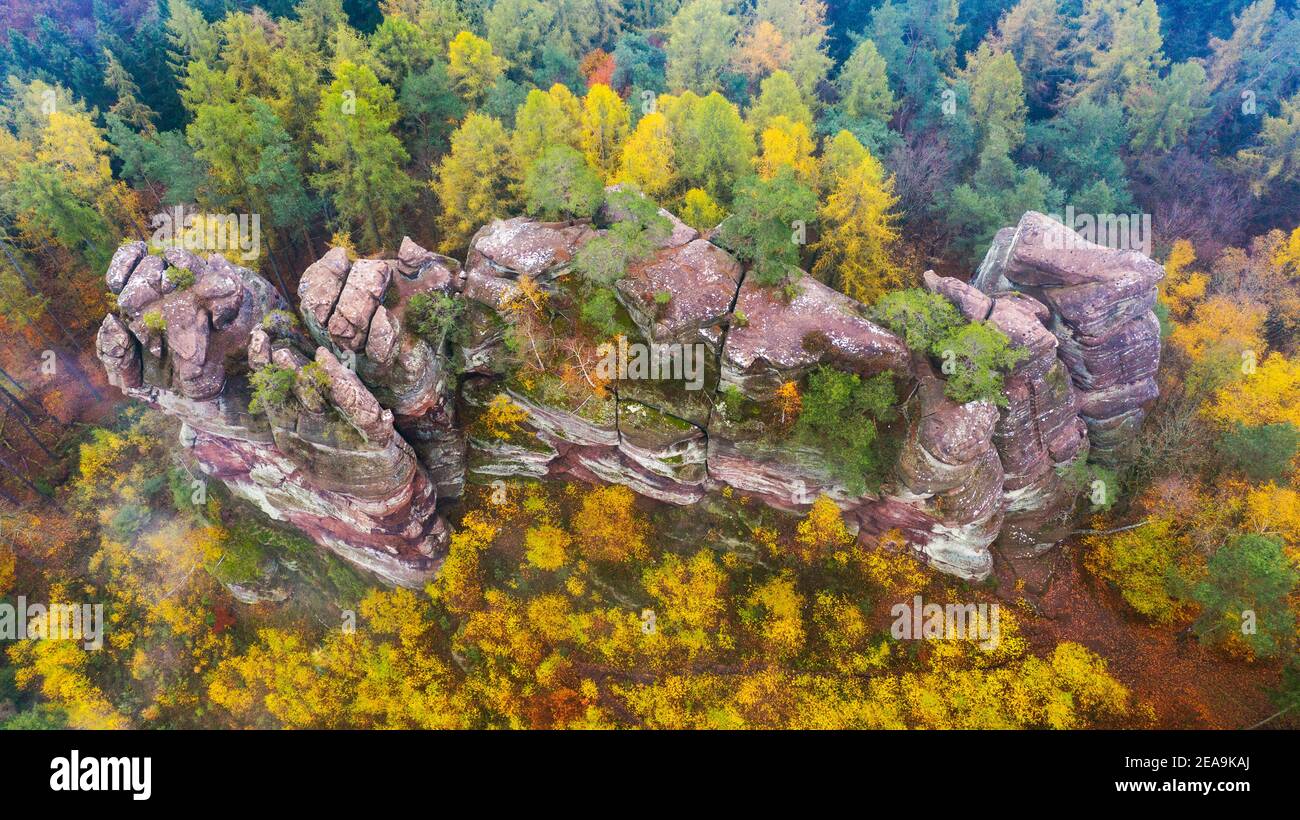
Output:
[872,289,964,352]
[142,309,166,333]
[481,393,529,440]
[873,288,1025,406]
[261,309,300,333]
[935,322,1027,407]
[248,364,296,415]
[1057,459,1119,511]
[679,187,725,230]
[165,266,196,290]
[296,361,332,409]
[573,188,670,285]
[580,286,621,338]
[795,366,897,494]
[406,291,463,347]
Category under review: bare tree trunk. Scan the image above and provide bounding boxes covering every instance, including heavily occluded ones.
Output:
[0,450,44,496]
[1,396,55,460]
[0,379,37,421]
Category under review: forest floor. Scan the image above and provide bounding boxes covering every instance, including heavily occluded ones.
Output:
[1002,543,1290,730]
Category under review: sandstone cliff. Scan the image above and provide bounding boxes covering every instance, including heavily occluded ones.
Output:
[96,207,1162,586]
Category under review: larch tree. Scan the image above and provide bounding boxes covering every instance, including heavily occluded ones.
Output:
[756,115,817,184]
[732,20,790,86]
[664,0,740,95]
[747,70,813,138]
[579,84,631,181]
[433,112,513,253]
[812,151,905,304]
[616,111,676,198]
[1236,91,1300,193]
[661,91,756,204]
[990,0,1070,110]
[1063,0,1168,108]
[311,60,416,254]
[836,38,896,123]
[447,30,506,105]
[485,0,556,76]
[754,0,833,103]
[817,129,869,195]
[959,43,1029,155]
[1127,60,1211,154]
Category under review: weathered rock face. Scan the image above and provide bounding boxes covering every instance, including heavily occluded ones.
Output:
[454,207,1160,581]
[96,207,1161,588]
[972,211,1164,464]
[97,244,453,588]
[919,271,1089,560]
[862,357,1004,579]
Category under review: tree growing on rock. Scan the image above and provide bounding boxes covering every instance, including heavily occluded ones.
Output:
[523,145,604,221]
[717,168,816,288]
[794,365,897,494]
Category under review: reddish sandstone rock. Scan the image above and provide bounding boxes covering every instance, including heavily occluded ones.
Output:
[720,272,910,399]
[973,211,1164,464]
[465,217,595,280]
[97,242,450,589]
[616,238,742,345]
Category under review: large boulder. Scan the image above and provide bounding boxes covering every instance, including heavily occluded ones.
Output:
[720,273,911,399]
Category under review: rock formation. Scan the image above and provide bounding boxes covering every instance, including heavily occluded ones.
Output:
[97,243,451,588]
[972,211,1164,465]
[96,206,1162,587]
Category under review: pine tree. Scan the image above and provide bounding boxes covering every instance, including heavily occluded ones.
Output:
[836,38,896,123]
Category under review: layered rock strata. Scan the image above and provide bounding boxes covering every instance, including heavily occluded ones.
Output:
[98,243,451,588]
[97,207,1161,586]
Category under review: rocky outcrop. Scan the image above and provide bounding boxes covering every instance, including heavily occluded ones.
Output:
[862,357,1004,579]
[96,206,1162,588]
[719,272,911,398]
[972,212,1163,464]
[920,271,1088,560]
[452,206,1160,580]
[97,244,453,588]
